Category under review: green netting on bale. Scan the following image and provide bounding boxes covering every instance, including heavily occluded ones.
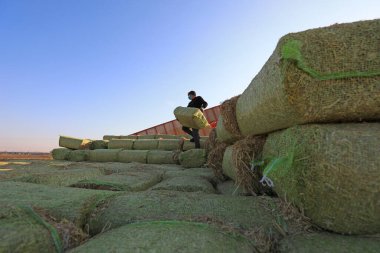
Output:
[88,191,283,236]
[179,149,206,168]
[71,170,163,192]
[90,140,108,150]
[236,19,380,137]
[13,168,104,187]
[222,146,236,180]
[0,205,58,253]
[88,149,121,162]
[59,136,92,150]
[216,115,239,144]
[262,123,380,235]
[118,150,148,163]
[108,139,134,149]
[147,150,177,165]
[217,180,250,196]
[68,150,90,162]
[278,233,380,253]
[174,106,210,129]
[51,148,72,160]
[183,139,207,151]
[70,221,254,253]
[133,140,159,150]
[157,139,183,151]
[0,181,115,226]
[151,176,215,193]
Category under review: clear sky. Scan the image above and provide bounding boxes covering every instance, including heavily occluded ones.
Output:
[1,0,379,152]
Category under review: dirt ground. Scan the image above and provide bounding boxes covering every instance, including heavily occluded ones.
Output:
[0,153,52,160]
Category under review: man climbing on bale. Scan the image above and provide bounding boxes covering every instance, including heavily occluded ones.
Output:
[182,91,208,149]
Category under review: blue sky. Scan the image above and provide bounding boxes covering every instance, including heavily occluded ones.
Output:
[0,0,379,152]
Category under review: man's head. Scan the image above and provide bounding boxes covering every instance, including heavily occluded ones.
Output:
[188,91,196,100]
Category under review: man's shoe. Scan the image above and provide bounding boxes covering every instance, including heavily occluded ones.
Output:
[190,138,195,142]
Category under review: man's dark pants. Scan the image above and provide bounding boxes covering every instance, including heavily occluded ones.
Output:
[182,126,200,148]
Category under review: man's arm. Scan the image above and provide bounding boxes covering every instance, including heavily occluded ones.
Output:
[200,97,208,109]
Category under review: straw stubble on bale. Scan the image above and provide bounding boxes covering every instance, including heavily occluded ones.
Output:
[216,116,240,144]
[262,123,380,235]
[236,19,380,136]
[207,142,228,180]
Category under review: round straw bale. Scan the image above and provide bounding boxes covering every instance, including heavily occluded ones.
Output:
[133,140,159,150]
[68,150,90,162]
[183,139,206,151]
[88,149,121,163]
[207,142,228,180]
[220,95,242,137]
[151,176,216,193]
[118,150,148,164]
[236,19,380,137]
[179,149,206,168]
[51,148,72,160]
[155,134,180,139]
[108,139,134,149]
[174,106,210,129]
[137,135,157,140]
[262,123,380,235]
[157,139,183,151]
[59,136,92,150]
[90,140,108,150]
[216,116,240,144]
[147,151,177,164]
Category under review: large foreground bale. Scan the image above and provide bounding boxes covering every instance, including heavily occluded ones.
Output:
[147,150,178,164]
[157,139,183,151]
[51,148,71,160]
[108,139,134,149]
[179,149,206,168]
[88,191,284,236]
[70,221,254,253]
[0,181,115,226]
[117,150,148,163]
[174,106,210,129]
[59,136,92,150]
[0,205,57,253]
[279,233,380,253]
[236,19,380,136]
[151,176,216,193]
[133,139,159,150]
[262,123,380,234]
[88,149,121,163]
[90,140,108,150]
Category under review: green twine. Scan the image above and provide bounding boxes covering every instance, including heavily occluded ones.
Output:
[281,39,380,80]
[21,206,63,253]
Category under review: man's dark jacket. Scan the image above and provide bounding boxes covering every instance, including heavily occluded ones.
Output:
[187,96,208,111]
